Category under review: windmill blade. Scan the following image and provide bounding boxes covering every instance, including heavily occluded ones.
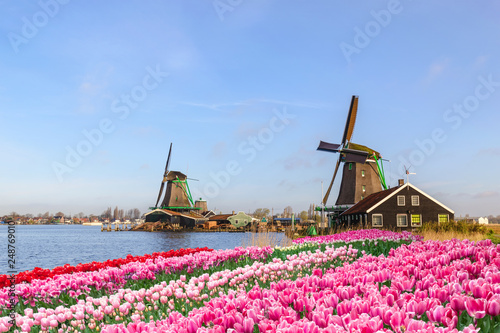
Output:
[341,95,359,145]
[165,142,173,175]
[322,157,341,205]
[317,141,341,153]
[343,152,368,163]
[154,143,173,207]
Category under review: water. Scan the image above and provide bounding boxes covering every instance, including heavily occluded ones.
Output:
[0,225,285,274]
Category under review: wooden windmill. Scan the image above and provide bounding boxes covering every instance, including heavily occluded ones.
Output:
[154,143,197,212]
[318,96,388,206]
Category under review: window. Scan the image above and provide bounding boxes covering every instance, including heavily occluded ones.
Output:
[397,214,408,227]
[438,214,449,223]
[349,163,353,170]
[411,195,420,206]
[362,185,366,193]
[361,196,364,200]
[372,214,383,227]
[397,195,405,206]
[361,170,365,177]
[411,214,422,227]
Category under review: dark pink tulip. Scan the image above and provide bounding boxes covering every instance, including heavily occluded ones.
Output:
[382,307,395,325]
[303,321,320,333]
[312,269,323,278]
[389,310,404,331]
[336,301,352,316]
[472,285,492,299]
[450,295,466,312]
[293,298,304,312]
[268,306,283,321]
[442,307,458,328]
[465,297,486,319]
[486,295,500,316]
[426,306,442,323]
[328,314,343,327]
[312,312,327,328]
[367,315,383,332]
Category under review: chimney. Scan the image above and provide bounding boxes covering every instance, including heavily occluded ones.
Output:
[398,179,405,187]
[232,210,235,215]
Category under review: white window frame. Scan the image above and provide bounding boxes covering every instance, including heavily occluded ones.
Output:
[411,214,422,227]
[397,195,405,206]
[411,195,420,206]
[362,185,366,193]
[397,214,408,227]
[361,170,365,177]
[438,214,449,223]
[372,214,383,227]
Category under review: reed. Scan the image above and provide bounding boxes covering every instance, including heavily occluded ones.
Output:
[242,230,294,248]
[419,229,486,242]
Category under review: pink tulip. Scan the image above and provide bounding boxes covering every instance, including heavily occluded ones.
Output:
[465,297,486,319]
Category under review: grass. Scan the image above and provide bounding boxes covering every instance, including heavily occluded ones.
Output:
[487,224,500,234]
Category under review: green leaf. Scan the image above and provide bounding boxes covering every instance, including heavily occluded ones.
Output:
[478,316,491,333]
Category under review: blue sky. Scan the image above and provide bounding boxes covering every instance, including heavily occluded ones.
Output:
[1,1,499,217]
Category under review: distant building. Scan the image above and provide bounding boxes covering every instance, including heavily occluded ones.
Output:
[339,182,454,230]
[478,217,489,225]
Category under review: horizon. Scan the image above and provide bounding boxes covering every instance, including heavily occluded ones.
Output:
[2,2,500,217]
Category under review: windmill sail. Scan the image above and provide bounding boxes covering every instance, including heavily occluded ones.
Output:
[318,95,386,206]
[341,95,358,145]
[155,143,172,208]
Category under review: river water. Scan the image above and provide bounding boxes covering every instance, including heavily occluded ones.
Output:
[0,225,286,274]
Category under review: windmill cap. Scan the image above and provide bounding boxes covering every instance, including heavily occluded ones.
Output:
[347,142,381,158]
[166,171,187,180]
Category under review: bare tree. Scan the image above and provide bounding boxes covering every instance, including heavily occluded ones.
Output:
[283,206,293,218]
[133,208,141,219]
[101,207,112,219]
[252,208,270,220]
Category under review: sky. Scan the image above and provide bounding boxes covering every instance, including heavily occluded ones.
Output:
[1,1,499,218]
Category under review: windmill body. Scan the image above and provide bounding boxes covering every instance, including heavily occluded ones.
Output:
[318,96,387,207]
[160,171,193,209]
[153,144,198,213]
[335,160,382,205]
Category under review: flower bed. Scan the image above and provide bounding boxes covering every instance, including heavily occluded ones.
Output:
[293,229,422,245]
[1,230,498,332]
[0,248,211,288]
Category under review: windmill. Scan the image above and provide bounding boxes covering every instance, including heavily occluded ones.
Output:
[153,143,198,212]
[318,95,388,206]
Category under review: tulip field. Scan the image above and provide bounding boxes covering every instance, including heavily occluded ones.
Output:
[1,229,499,332]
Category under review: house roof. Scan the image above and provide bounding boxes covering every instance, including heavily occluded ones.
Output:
[341,186,400,215]
[341,182,455,215]
[209,214,234,221]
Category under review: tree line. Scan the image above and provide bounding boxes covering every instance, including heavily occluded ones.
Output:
[6,207,142,221]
